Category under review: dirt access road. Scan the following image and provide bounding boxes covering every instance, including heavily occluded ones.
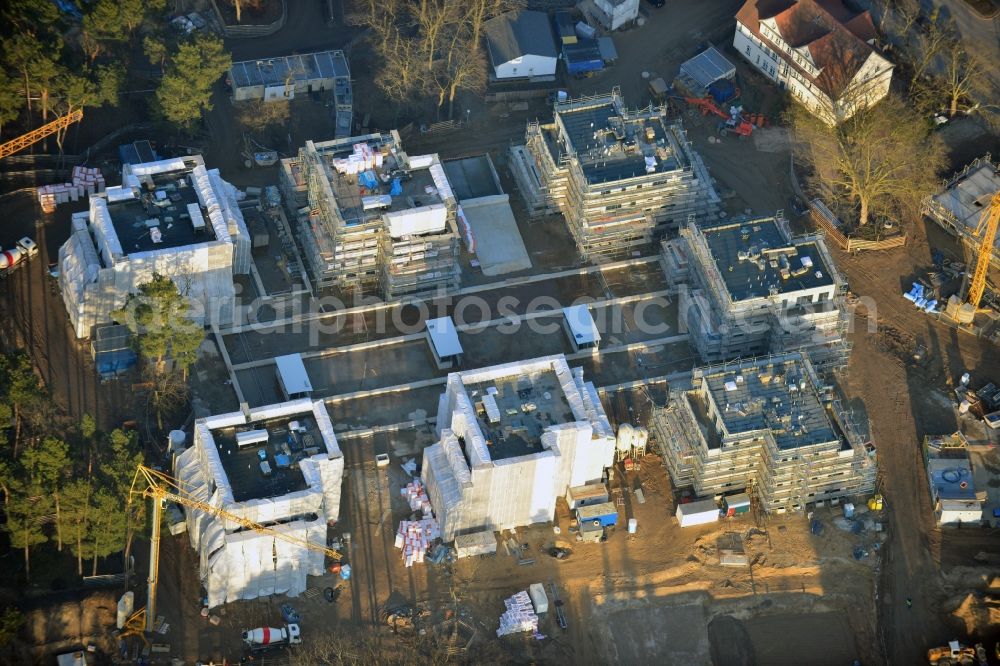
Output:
[833,213,1000,664]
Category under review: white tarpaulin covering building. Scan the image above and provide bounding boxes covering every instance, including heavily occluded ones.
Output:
[58,155,250,338]
[173,398,344,608]
[422,355,616,542]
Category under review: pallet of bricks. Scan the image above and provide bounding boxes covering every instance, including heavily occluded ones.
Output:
[37,165,105,213]
[394,479,440,567]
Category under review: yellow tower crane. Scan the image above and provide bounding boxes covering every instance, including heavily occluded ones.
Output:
[0,109,83,159]
[966,190,1000,311]
[127,464,341,635]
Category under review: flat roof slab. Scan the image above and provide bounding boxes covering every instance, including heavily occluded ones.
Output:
[701,219,833,301]
[108,169,214,253]
[460,196,531,276]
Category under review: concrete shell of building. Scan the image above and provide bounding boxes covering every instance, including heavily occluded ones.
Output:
[651,352,876,513]
[279,132,460,298]
[173,398,344,608]
[662,214,850,372]
[509,89,719,261]
[58,155,250,338]
[421,355,616,542]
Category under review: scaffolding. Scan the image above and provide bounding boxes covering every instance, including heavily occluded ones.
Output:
[510,89,720,261]
[288,133,460,297]
[652,353,876,512]
[665,214,851,373]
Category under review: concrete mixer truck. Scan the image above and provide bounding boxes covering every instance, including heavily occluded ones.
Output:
[241,623,301,654]
[0,237,38,277]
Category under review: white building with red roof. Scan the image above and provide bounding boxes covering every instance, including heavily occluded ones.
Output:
[734,0,893,124]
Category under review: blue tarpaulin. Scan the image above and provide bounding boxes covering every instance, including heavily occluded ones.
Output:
[359,170,379,189]
[390,178,403,196]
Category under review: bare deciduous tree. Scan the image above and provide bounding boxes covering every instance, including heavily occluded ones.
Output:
[365,0,522,119]
[790,93,945,227]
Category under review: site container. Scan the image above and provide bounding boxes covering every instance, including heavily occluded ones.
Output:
[576,501,618,527]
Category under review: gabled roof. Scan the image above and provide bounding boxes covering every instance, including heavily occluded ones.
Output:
[484,10,557,67]
[736,0,888,98]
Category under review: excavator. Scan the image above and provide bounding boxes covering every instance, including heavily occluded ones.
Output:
[945,189,1000,324]
[121,464,342,641]
[0,109,83,159]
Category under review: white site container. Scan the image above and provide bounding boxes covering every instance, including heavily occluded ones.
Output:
[528,583,548,614]
[676,499,720,528]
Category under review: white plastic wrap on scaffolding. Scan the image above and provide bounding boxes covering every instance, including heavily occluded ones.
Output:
[126,241,235,325]
[456,206,475,252]
[450,391,491,467]
[89,197,124,261]
[576,372,615,440]
[408,154,435,169]
[127,157,191,178]
[310,400,342,457]
[210,168,252,274]
[191,165,232,244]
[247,398,314,422]
[422,434,468,541]
[203,515,327,608]
[385,204,448,239]
[428,163,455,204]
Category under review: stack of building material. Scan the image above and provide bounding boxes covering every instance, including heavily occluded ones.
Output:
[394,517,440,567]
[496,591,540,637]
[401,479,434,516]
[71,165,106,195]
[903,282,938,313]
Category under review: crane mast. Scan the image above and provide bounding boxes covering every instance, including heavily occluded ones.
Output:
[966,190,1000,311]
[129,464,341,634]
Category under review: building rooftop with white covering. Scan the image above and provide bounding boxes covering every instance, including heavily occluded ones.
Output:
[173,398,344,607]
[58,155,250,338]
[279,131,460,297]
[923,156,1000,271]
[421,355,616,542]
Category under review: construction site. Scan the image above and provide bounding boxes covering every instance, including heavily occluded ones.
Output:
[173,397,345,607]
[651,352,876,512]
[662,213,851,372]
[4,2,1000,665]
[509,88,720,260]
[57,155,251,338]
[279,132,461,298]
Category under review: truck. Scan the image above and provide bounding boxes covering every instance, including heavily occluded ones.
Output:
[242,623,301,653]
[0,237,38,277]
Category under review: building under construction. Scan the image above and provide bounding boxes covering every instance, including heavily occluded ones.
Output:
[279,132,460,298]
[509,88,719,260]
[173,398,344,607]
[923,155,1000,271]
[662,214,850,373]
[651,352,876,513]
[421,354,617,542]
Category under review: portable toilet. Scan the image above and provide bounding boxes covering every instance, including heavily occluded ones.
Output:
[722,493,751,517]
